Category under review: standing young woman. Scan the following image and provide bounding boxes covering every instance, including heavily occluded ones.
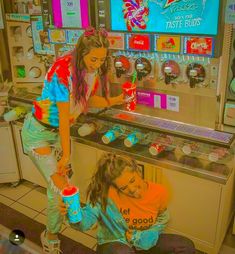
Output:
[21,27,123,254]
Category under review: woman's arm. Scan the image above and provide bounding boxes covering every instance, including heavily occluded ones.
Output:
[57,101,70,174]
[128,208,170,250]
[88,94,124,108]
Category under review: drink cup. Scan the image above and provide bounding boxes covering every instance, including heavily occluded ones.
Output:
[149,143,166,156]
[78,123,96,137]
[182,142,199,155]
[102,125,123,144]
[61,186,82,224]
[124,131,142,147]
[122,82,136,111]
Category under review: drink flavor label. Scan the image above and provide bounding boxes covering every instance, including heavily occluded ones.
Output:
[225,0,235,24]
[154,35,181,53]
[108,33,125,50]
[31,16,55,55]
[137,90,179,112]
[48,29,66,44]
[183,36,214,57]
[126,34,151,51]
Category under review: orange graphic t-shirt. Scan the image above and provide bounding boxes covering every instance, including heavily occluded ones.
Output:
[108,182,169,231]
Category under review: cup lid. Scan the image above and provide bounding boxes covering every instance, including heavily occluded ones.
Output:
[62,186,77,196]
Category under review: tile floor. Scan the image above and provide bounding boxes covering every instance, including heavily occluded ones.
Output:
[0,180,234,254]
[0,180,97,253]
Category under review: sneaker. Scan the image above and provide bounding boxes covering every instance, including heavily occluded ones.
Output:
[40,230,62,254]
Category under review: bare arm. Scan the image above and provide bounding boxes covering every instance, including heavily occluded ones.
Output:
[88,94,124,108]
[57,101,70,174]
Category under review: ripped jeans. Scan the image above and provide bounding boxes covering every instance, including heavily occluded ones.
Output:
[21,113,63,234]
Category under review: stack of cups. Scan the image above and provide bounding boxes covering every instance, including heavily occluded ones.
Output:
[208,148,228,162]
[149,143,166,156]
[78,123,96,137]
[122,82,137,111]
[61,185,82,223]
[102,125,124,144]
[124,131,142,148]
[182,142,199,156]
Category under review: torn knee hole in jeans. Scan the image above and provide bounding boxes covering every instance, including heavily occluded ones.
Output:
[32,147,52,157]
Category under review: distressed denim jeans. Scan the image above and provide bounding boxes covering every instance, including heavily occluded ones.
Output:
[21,113,63,234]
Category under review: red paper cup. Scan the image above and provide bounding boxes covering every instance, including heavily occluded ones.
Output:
[122,82,136,111]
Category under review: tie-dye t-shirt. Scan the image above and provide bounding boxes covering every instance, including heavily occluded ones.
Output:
[32,55,99,127]
[108,182,168,231]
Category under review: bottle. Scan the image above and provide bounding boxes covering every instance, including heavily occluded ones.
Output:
[102,125,125,144]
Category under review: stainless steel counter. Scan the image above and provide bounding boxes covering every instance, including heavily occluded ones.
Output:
[70,124,232,184]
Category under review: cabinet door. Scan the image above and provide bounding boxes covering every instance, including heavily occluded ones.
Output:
[160,167,221,245]
[12,124,46,187]
[0,125,19,183]
[71,141,98,202]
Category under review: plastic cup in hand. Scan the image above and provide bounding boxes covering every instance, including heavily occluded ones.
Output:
[122,82,137,111]
[61,186,82,224]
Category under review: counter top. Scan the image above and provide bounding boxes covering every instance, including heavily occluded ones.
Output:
[70,124,232,185]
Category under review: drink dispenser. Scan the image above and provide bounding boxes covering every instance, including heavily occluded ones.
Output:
[134,57,152,81]
[114,55,130,78]
[161,60,180,85]
[186,63,206,88]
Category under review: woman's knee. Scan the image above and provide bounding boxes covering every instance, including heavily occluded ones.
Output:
[33,146,52,155]
[97,242,135,254]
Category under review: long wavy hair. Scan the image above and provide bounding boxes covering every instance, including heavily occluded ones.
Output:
[71,27,110,110]
[87,153,140,211]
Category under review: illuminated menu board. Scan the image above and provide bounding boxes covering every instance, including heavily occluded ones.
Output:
[110,0,220,35]
[52,0,89,28]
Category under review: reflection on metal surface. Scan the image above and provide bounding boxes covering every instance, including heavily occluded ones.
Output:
[98,109,234,146]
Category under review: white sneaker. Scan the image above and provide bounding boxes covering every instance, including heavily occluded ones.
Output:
[40,230,62,254]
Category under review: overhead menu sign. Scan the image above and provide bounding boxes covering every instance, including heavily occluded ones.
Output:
[110,0,220,35]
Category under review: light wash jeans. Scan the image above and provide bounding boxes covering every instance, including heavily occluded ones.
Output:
[21,113,63,234]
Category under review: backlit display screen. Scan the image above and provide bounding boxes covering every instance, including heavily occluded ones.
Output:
[110,0,220,35]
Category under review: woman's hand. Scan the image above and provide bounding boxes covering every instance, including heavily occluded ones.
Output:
[59,197,68,216]
[125,229,133,243]
[110,93,125,106]
[50,173,70,191]
[57,156,70,176]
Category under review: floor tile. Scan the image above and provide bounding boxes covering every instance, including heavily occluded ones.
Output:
[33,213,67,232]
[0,194,15,206]
[0,181,34,200]
[41,208,47,216]
[17,188,47,212]
[10,202,39,219]
[35,186,47,195]
[85,226,97,238]
[33,213,47,226]
[61,227,97,249]
[219,245,235,254]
